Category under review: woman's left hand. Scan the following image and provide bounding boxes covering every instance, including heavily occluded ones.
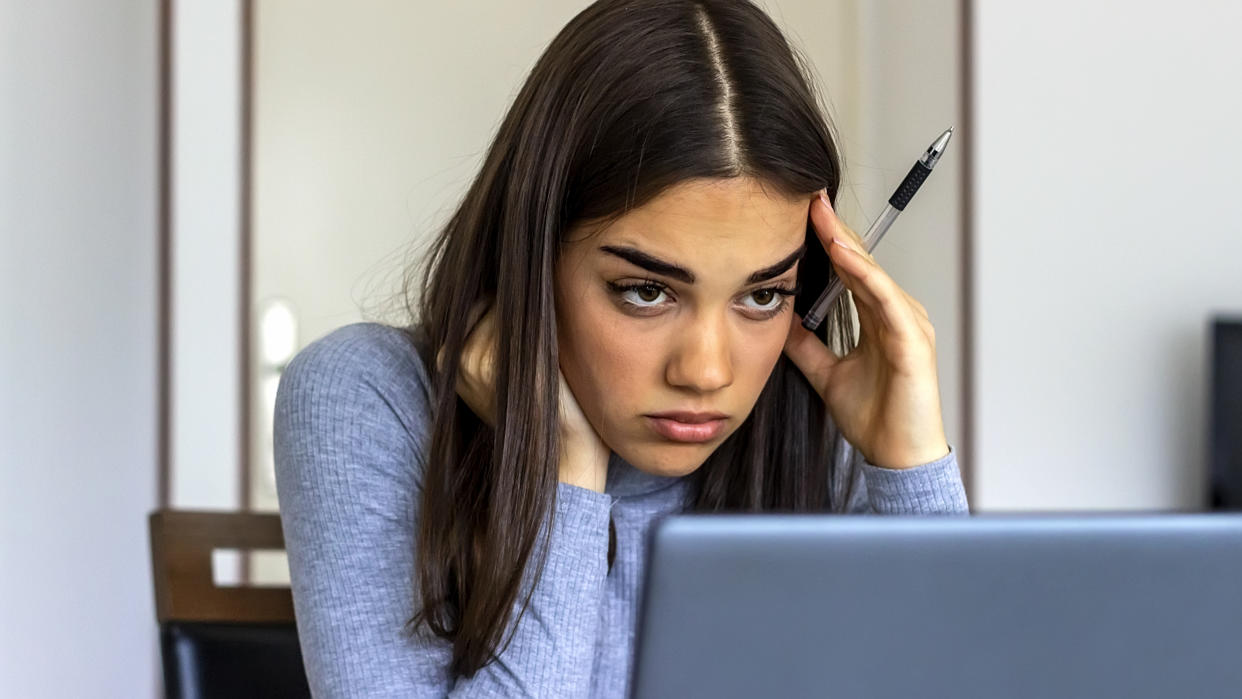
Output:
[782,189,950,470]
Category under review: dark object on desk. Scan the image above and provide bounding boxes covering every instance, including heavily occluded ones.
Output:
[148,509,311,699]
[632,512,1242,699]
[1210,316,1242,510]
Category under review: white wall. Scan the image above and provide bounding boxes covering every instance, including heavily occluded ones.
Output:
[170,0,244,512]
[972,1,1242,510]
[0,0,160,696]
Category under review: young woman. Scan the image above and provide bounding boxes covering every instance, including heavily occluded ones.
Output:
[273,0,969,696]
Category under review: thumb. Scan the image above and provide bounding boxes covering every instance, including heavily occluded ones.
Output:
[783,311,838,396]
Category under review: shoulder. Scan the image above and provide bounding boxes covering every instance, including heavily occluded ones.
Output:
[279,321,431,413]
[285,321,428,378]
[274,321,436,482]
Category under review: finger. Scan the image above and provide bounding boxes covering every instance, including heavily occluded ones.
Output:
[467,298,491,332]
[906,299,935,344]
[473,305,498,386]
[440,298,493,371]
[833,237,933,347]
[807,189,844,259]
[829,259,885,351]
[812,193,928,343]
[918,315,936,346]
[887,282,930,322]
[809,193,889,316]
[811,196,940,380]
[826,236,893,331]
[456,300,500,420]
[907,292,929,320]
[807,192,882,332]
[783,310,841,392]
[836,243,931,338]
[813,190,878,265]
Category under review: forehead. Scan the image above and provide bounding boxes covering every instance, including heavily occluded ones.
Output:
[570,177,808,270]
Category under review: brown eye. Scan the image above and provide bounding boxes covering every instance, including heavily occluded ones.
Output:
[607,281,673,311]
[751,289,776,305]
[636,286,662,303]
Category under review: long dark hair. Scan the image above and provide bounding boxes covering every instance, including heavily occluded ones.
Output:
[403,0,857,679]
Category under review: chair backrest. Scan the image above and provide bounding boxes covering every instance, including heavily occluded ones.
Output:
[149,509,311,699]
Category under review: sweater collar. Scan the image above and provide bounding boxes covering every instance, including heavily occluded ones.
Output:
[604,451,687,498]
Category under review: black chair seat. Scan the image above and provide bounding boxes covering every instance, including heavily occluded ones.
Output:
[161,621,310,699]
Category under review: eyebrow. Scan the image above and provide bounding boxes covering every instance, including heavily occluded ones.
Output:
[599,243,806,284]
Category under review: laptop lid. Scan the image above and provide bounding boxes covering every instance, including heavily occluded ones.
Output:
[631,513,1242,699]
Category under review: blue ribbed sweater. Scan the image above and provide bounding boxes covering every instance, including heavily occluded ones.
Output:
[273,322,970,697]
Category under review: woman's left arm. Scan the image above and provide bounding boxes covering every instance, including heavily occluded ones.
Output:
[785,188,969,514]
[829,432,969,514]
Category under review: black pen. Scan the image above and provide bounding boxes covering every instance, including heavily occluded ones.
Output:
[801,126,955,331]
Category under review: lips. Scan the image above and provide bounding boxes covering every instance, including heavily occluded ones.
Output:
[646,410,729,424]
[645,411,729,443]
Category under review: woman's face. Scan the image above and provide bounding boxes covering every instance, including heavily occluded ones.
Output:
[554,176,811,477]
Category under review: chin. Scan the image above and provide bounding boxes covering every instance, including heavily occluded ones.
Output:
[615,442,714,478]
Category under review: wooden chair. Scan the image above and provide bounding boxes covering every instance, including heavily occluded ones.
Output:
[149,509,311,698]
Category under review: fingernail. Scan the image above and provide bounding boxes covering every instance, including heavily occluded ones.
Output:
[818,188,833,211]
[832,238,855,254]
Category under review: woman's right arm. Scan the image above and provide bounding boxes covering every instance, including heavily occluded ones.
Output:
[273,323,614,697]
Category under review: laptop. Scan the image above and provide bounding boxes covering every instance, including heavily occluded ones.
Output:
[630,512,1242,699]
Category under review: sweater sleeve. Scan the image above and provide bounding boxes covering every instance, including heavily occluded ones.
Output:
[828,428,970,515]
[272,322,614,698]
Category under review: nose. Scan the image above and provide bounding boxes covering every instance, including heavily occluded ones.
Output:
[665,312,734,393]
